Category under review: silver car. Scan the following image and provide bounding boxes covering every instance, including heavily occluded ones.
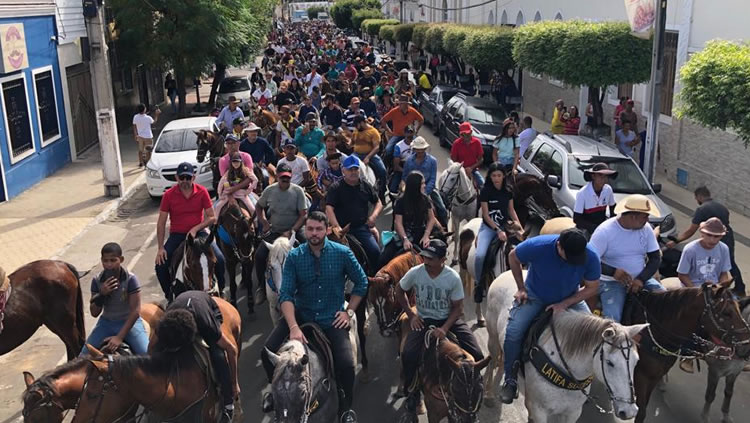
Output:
[518,133,676,236]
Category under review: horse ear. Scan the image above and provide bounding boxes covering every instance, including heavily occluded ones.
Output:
[475,356,492,371]
[718,278,735,289]
[625,323,649,340]
[187,233,195,245]
[265,348,280,367]
[23,371,35,387]
[86,344,105,360]
[301,354,309,366]
[602,326,616,342]
[194,130,201,136]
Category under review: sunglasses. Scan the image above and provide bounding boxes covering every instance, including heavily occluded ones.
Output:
[178,174,192,181]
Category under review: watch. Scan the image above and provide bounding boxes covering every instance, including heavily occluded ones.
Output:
[346,309,355,319]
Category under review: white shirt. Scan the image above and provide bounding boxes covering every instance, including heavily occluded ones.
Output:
[305,73,323,95]
[573,182,615,215]
[394,139,413,161]
[518,127,537,157]
[252,88,273,101]
[132,113,155,139]
[277,156,310,185]
[590,217,659,281]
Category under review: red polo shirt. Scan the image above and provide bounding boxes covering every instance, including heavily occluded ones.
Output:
[450,137,484,168]
[160,183,212,234]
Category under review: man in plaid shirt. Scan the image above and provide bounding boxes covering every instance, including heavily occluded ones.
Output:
[260,211,367,423]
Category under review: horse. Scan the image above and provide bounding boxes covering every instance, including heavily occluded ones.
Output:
[368,251,423,337]
[622,282,750,423]
[484,270,648,422]
[195,129,225,193]
[172,231,219,298]
[0,260,85,361]
[21,303,165,423]
[509,173,561,237]
[438,162,477,262]
[70,297,242,423]
[265,235,295,326]
[216,201,257,313]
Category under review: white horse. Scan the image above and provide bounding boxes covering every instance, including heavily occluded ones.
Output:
[485,270,649,422]
[266,236,294,326]
[438,161,477,260]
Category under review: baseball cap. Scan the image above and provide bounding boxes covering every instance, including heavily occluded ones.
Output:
[232,117,245,126]
[305,112,317,122]
[342,155,361,170]
[276,163,293,178]
[558,228,588,265]
[459,122,473,135]
[224,134,239,143]
[176,162,195,177]
[230,152,242,162]
[352,115,366,126]
[282,138,297,149]
[420,239,448,259]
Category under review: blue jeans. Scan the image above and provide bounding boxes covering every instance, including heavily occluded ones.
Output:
[471,168,485,190]
[154,231,226,301]
[80,317,149,356]
[600,278,665,322]
[385,135,403,158]
[503,295,590,378]
[428,190,448,227]
[474,223,496,288]
[349,224,381,275]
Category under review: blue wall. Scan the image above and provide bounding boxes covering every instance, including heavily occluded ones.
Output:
[0,15,70,200]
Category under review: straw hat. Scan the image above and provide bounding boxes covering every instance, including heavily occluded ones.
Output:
[700,217,727,237]
[614,194,661,217]
[583,162,618,181]
[411,136,429,150]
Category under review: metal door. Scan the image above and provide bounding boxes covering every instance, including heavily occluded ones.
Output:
[66,64,98,154]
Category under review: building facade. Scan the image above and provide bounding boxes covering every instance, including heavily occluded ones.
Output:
[0,1,71,202]
[420,0,750,215]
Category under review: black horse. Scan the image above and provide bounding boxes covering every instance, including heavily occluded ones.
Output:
[216,202,257,314]
[509,172,562,237]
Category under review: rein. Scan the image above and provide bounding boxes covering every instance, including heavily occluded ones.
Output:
[219,210,256,263]
[23,380,69,422]
[372,277,405,333]
[441,168,476,207]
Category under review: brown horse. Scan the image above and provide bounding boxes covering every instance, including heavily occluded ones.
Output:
[368,251,422,337]
[624,283,750,423]
[195,129,225,193]
[216,201,256,313]
[0,260,85,361]
[70,297,242,423]
[172,231,218,298]
[21,303,165,423]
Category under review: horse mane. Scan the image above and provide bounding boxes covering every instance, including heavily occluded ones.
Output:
[269,237,293,265]
[543,311,626,360]
[23,357,90,399]
[635,286,703,322]
[380,252,422,282]
[271,340,308,383]
[110,352,184,380]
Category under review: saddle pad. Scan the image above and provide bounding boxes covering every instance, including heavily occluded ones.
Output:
[480,237,504,287]
[521,309,553,360]
[300,323,335,378]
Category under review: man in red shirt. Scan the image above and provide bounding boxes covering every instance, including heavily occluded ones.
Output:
[450,122,485,188]
[155,162,226,301]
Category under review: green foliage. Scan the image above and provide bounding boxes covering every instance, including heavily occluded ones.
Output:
[459,26,515,71]
[379,25,396,43]
[362,19,399,37]
[411,24,429,49]
[513,20,651,88]
[443,25,474,57]
[330,0,381,30]
[425,24,449,55]
[307,6,326,20]
[393,23,416,45]
[352,9,383,30]
[677,40,750,145]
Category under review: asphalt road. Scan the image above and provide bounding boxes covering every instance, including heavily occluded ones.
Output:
[1,107,749,423]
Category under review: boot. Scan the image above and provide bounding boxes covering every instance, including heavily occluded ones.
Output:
[404,391,421,413]
[340,410,358,423]
[261,392,274,413]
[500,362,520,404]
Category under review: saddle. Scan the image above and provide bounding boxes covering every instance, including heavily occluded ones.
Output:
[299,323,336,378]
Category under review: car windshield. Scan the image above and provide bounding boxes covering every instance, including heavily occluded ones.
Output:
[466,106,505,124]
[568,156,652,194]
[218,78,250,93]
[155,129,200,153]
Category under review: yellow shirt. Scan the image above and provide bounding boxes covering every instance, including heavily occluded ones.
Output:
[352,126,381,155]
[550,107,565,134]
[418,74,432,90]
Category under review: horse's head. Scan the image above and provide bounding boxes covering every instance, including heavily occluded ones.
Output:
[195,130,222,163]
[267,237,293,296]
[70,345,136,423]
[22,372,68,423]
[514,173,560,218]
[699,281,750,351]
[222,204,256,262]
[592,323,649,420]
[265,340,314,423]
[367,272,401,336]
[183,233,217,292]
[444,354,491,423]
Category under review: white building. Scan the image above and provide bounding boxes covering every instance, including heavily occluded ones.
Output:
[419,0,750,215]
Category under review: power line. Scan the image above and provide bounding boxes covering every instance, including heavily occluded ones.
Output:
[417,0,509,12]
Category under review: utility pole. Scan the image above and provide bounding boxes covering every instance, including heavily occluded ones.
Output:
[85,0,124,197]
[643,0,667,184]
[400,0,404,23]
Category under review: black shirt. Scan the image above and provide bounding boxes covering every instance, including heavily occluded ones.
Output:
[359,76,377,90]
[168,291,223,345]
[273,75,283,87]
[264,47,275,56]
[336,91,353,109]
[275,91,298,107]
[692,199,730,227]
[320,106,343,129]
[393,197,431,241]
[318,62,330,74]
[326,180,378,227]
[479,184,512,228]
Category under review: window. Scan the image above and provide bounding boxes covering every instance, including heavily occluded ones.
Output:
[531,143,553,170]
[1,73,35,163]
[455,104,466,121]
[154,129,200,153]
[32,67,61,146]
[554,12,563,20]
[546,151,563,178]
[121,67,134,91]
[523,138,542,160]
[659,31,678,116]
[568,156,651,194]
[466,106,506,124]
[515,11,525,26]
[500,10,508,25]
[218,78,250,93]
[534,11,542,22]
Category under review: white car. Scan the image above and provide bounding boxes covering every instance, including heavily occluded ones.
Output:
[216,76,253,113]
[146,117,218,198]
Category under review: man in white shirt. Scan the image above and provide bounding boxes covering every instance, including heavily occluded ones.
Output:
[277,139,311,186]
[132,104,161,167]
[518,116,537,158]
[590,194,664,323]
[305,67,323,96]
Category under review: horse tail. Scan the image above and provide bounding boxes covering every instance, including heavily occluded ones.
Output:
[64,262,86,347]
[458,228,475,270]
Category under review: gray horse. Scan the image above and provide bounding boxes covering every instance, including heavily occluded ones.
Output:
[701,297,750,423]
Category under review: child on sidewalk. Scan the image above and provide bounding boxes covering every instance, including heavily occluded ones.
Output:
[215,152,256,214]
[81,242,148,355]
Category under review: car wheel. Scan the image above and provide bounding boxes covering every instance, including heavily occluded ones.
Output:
[432,117,440,136]
[149,193,161,202]
[438,125,448,148]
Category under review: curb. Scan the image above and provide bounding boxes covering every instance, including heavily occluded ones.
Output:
[51,173,147,261]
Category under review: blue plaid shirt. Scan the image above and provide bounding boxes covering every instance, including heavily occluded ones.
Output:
[402,153,438,194]
[279,238,368,328]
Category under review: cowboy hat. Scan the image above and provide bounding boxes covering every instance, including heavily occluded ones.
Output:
[243,122,261,133]
[614,194,661,217]
[411,136,429,150]
[227,96,240,104]
[700,217,727,237]
[583,162,618,181]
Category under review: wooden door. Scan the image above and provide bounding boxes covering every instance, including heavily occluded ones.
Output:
[66,63,98,154]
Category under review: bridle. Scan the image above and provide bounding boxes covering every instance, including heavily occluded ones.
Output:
[23,381,68,422]
[179,240,215,293]
[274,344,329,423]
[221,209,256,263]
[371,276,404,335]
[441,166,476,207]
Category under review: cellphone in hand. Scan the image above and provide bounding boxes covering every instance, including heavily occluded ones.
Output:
[102,269,119,283]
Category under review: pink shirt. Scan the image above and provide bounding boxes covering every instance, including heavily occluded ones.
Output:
[219,152,254,176]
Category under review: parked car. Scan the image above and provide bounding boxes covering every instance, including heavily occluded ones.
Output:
[518,132,676,236]
[216,76,252,113]
[146,117,218,198]
[418,85,468,133]
[437,93,506,164]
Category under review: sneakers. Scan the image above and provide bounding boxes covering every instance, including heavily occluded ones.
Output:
[500,379,518,404]
[261,392,274,413]
[404,392,421,413]
[340,410,358,423]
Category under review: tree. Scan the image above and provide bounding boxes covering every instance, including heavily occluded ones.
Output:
[424,24,450,56]
[677,40,750,146]
[352,9,383,32]
[362,19,399,38]
[379,25,396,43]
[330,0,381,31]
[307,6,326,19]
[411,23,430,49]
[513,20,651,127]
[459,26,515,73]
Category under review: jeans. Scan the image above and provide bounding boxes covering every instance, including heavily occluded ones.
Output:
[169,92,178,112]
[154,231,226,302]
[209,341,234,406]
[402,318,483,392]
[261,317,356,412]
[389,171,402,194]
[355,153,386,196]
[474,223,497,289]
[385,135,404,159]
[471,168,485,190]
[724,228,745,293]
[80,317,149,356]
[428,190,448,228]
[349,224,381,276]
[503,295,590,378]
[599,278,665,322]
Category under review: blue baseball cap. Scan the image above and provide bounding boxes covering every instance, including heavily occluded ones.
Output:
[342,155,361,170]
[176,162,195,176]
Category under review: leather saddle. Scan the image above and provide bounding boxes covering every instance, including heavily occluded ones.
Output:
[300,323,336,379]
[521,309,554,361]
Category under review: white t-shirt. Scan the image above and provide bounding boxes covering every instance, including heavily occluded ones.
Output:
[399,264,464,321]
[277,156,310,185]
[518,127,537,157]
[305,73,323,95]
[394,139,413,161]
[252,88,273,102]
[574,183,615,214]
[132,113,155,139]
[590,217,659,281]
